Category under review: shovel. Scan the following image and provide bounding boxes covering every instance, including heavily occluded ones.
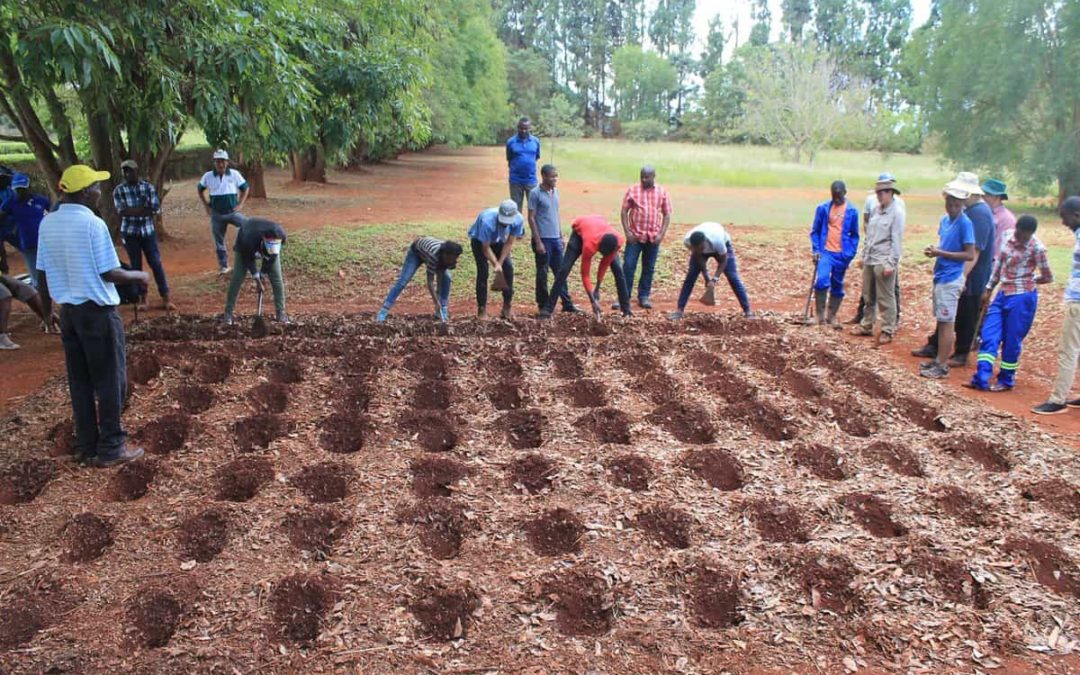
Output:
[491,268,509,292]
[251,277,268,338]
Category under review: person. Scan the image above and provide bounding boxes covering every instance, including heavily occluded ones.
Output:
[0,173,50,288]
[1033,197,1080,414]
[912,172,996,366]
[538,215,631,319]
[852,175,905,345]
[222,218,289,325]
[528,164,578,313]
[113,160,174,311]
[197,149,249,274]
[376,237,463,323]
[0,273,59,348]
[506,117,541,212]
[468,200,524,320]
[968,215,1052,391]
[808,181,859,327]
[668,222,753,320]
[850,173,904,325]
[919,185,978,379]
[982,178,1017,253]
[616,165,672,309]
[35,165,149,467]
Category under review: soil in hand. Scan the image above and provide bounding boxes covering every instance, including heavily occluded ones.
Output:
[0,458,56,505]
[409,582,479,640]
[292,462,354,503]
[178,507,231,562]
[683,448,745,491]
[605,454,654,491]
[271,574,333,641]
[60,512,113,563]
[411,457,471,498]
[509,453,558,494]
[215,456,273,502]
[126,589,183,648]
[574,407,632,445]
[525,507,584,556]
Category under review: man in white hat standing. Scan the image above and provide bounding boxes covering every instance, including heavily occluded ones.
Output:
[197,149,249,274]
[468,199,525,319]
[852,175,905,345]
[850,172,904,326]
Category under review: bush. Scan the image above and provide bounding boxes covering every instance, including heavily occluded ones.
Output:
[622,119,669,142]
[537,93,585,138]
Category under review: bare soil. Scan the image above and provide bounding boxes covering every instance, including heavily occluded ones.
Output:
[508,453,558,495]
[127,352,162,386]
[60,512,114,563]
[413,380,454,409]
[177,507,231,562]
[801,554,860,615]
[635,505,693,549]
[0,458,56,505]
[271,574,333,641]
[126,589,183,648]
[398,409,458,452]
[541,569,616,636]
[409,582,479,640]
[319,411,370,454]
[687,563,743,628]
[648,400,716,443]
[683,448,745,491]
[792,443,848,481]
[400,500,469,560]
[1004,538,1080,597]
[107,458,160,501]
[485,380,525,410]
[725,397,795,441]
[573,407,632,445]
[524,507,584,556]
[292,462,353,503]
[935,485,993,527]
[564,378,606,408]
[137,412,192,455]
[282,506,350,557]
[214,456,273,502]
[232,413,289,452]
[605,454,654,491]
[410,457,471,498]
[751,499,810,543]
[172,383,215,414]
[500,409,544,449]
[863,440,925,478]
[937,434,1012,473]
[247,382,288,414]
[1022,478,1080,519]
[841,493,908,538]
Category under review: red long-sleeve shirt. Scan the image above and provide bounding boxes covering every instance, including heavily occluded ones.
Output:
[572,215,624,295]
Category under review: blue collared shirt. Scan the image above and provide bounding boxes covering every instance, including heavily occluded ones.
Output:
[468,208,525,244]
[36,203,121,306]
[506,134,541,185]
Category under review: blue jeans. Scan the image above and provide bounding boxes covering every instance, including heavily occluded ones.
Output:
[534,237,573,310]
[814,251,851,298]
[123,234,169,297]
[210,211,248,268]
[380,246,451,318]
[622,240,660,301]
[676,244,751,313]
[20,247,37,288]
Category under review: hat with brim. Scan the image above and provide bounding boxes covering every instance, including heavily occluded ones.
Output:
[944,171,983,198]
[58,165,110,194]
[981,178,1008,200]
[497,199,519,225]
[120,159,138,170]
[875,179,901,195]
[943,186,971,199]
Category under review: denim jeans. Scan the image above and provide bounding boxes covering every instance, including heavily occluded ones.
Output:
[210,211,249,268]
[622,240,660,301]
[471,239,514,309]
[676,244,751,313]
[123,234,169,297]
[60,302,128,458]
[544,233,630,315]
[380,246,451,316]
[534,237,573,310]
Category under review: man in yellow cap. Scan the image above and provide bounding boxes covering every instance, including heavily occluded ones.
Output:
[35,165,150,467]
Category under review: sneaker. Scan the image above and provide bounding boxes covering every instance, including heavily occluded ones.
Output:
[218,266,232,275]
[638,297,653,309]
[1032,401,1068,415]
[947,354,969,368]
[911,344,936,358]
[537,309,553,320]
[877,332,893,346]
[920,363,950,379]
[94,446,145,468]
[1066,398,1080,408]
[0,333,19,350]
[219,313,235,326]
[667,310,684,321]
[561,304,583,314]
[850,326,874,337]
[275,311,292,324]
[610,302,621,310]
[919,360,937,372]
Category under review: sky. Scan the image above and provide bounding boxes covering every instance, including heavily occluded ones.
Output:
[691,0,933,53]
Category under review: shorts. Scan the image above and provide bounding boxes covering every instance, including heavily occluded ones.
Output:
[932,277,964,323]
[0,274,36,303]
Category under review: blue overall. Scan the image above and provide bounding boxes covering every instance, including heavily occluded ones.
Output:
[809,199,859,298]
[971,290,1038,389]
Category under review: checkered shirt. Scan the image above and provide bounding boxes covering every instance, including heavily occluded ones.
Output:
[621,183,672,242]
[988,232,1053,295]
[112,179,161,237]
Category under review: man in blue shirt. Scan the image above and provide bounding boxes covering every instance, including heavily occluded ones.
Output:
[0,166,16,252]
[468,200,525,319]
[0,173,50,288]
[528,164,578,313]
[920,185,977,379]
[506,117,541,212]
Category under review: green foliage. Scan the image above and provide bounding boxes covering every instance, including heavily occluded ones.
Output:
[621,119,668,142]
[698,15,725,79]
[612,45,676,123]
[781,0,813,41]
[538,93,585,138]
[506,48,553,120]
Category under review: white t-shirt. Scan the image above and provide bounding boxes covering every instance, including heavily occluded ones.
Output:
[684,222,731,255]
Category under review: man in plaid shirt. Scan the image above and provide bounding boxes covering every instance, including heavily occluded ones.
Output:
[614,165,672,309]
[113,160,174,310]
[969,215,1052,391]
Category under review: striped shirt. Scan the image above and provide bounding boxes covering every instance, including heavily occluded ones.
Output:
[621,184,672,242]
[197,169,248,214]
[113,179,161,237]
[412,237,445,273]
[36,203,121,306]
[988,232,1052,295]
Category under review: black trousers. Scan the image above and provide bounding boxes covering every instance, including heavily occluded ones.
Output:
[471,239,514,309]
[544,233,630,315]
[924,293,982,357]
[60,302,128,457]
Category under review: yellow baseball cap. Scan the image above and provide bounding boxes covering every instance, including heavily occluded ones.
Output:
[58,165,110,194]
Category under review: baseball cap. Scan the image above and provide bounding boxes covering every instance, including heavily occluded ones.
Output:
[58,165,110,194]
[120,159,138,170]
[10,173,30,189]
[212,149,230,161]
[497,199,519,225]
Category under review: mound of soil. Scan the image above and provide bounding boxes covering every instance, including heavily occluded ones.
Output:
[541,570,616,636]
[319,412,370,454]
[271,574,333,641]
[751,499,810,543]
[500,409,544,449]
[485,381,525,410]
[411,457,471,498]
[398,410,458,452]
[863,441,924,478]
[0,599,44,648]
[842,366,892,399]
[178,507,231,562]
[291,462,353,503]
[404,349,450,380]
[60,513,113,563]
[574,407,632,445]
[911,554,990,608]
[126,589,183,648]
[173,384,215,414]
[895,396,945,432]
[282,506,351,557]
[413,380,454,409]
[108,458,159,501]
[248,382,288,414]
[128,352,162,385]
[268,360,304,384]
[801,555,859,614]
[635,506,693,549]
[605,454,654,491]
[1003,538,1080,597]
[1021,478,1080,519]
[214,457,273,502]
[483,358,523,380]
[725,398,794,441]
[743,341,786,376]
[549,350,584,379]
[525,507,584,556]
[509,454,558,494]
[683,448,745,491]
[401,500,469,559]
[827,397,877,438]
[47,420,76,457]
[935,486,991,527]
[232,413,289,452]
[409,582,480,640]
[687,564,742,628]
[635,370,681,404]
[793,444,848,481]
[565,378,607,408]
[841,493,907,538]
[0,458,56,505]
[196,353,232,384]
[784,369,826,399]
[937,435,1011,473]
[648,401,716,444]
[137,413,192,455]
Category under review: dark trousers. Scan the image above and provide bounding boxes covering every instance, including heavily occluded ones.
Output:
[471,239,514,309]
[123,233,170,297]
[925,293,982,357]
[676,245,751,312]
[855,271,902,322]
[60,302,128,458]
[622,240,660,301]
[544,233,630,314]
[534,237,573,310]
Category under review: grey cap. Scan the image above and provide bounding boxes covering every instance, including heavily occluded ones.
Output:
[120,159,138,170]
[497,199,519,224]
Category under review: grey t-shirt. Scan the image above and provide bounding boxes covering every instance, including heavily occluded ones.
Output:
[527,185,561,239]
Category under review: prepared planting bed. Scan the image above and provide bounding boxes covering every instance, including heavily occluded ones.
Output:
[2,313,1080,673]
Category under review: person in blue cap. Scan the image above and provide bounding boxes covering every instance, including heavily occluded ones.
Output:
[808,181,859,327]
[0,173,50,288]
[850,172,903,326]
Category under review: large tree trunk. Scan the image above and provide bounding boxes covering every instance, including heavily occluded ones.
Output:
[290,145,327,183]
[244,159,267,198]
[84,107,122,236]
[0,44,63,198]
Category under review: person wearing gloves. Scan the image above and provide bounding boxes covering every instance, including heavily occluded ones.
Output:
[221,218,288,325]
[538,214,631,320]
[668,222,753,320]
[376,237,464,323]
[468,200,524,320]
[807,181,859,327]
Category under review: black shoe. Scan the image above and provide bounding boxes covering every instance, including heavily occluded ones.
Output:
[638,297,653,309]
[1032,401,1068,415]
[610,302,621,310]
[94,446,145,468]
[1066,398,1080,408]
[920,363,950,379]
[911,344,936,358]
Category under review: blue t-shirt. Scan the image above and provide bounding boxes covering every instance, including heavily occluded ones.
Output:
[506,134,541,185]
[1066,228,1080,303]
[1,193,50,250]
[934,212,975,284]
[467,208,525,244]
[0,186,14,245]
[964,200,996,295]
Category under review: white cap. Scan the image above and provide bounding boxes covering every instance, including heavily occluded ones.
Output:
[212,149,230,161]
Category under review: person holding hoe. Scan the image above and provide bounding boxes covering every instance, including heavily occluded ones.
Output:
[376,236,464,323]
[539,214,631,320]
[221,218,289,326]
[807,181,859,327]
[468,200,524,320]
[668,222,753,320]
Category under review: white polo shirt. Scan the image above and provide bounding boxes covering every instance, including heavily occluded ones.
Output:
[684,222,732,255]
[197,169,248,214]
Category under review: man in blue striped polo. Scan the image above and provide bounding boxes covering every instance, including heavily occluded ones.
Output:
[197,149,249,274]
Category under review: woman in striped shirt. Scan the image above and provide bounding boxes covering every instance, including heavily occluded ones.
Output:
[376,237,463,323]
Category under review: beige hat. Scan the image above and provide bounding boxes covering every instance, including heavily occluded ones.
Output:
[943,171,983,199]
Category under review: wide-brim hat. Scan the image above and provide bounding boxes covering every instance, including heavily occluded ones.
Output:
[944,171,983,198]
[875,179,901,195]
[981,178,1008,200]
[212,149,230,161]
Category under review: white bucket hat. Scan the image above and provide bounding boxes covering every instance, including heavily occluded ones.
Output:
[943,171,982,199]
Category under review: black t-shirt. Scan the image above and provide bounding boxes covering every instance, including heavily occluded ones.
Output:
[234,218,287,274]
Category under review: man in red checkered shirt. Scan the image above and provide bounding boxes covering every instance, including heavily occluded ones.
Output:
[613,165,672,309]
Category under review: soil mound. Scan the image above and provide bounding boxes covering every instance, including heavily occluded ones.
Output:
[793,443,848,481]
[863,441,924,478]
[138,413,191,455]
[751,499,810,543]
[0,458,56,505]
[935,486,991,526]
[173,384,215,414]
[248,382,288,414]
[605,454,654,491]
[635,506,693,549]
[525,507,584,556]
[283,506,350,557]
[649,401,716,444]
[726,398,794,441]
[683,448,745,491]
[411,457,470,498]
[500,409,544,448]
[801,555,859,614]
[401,500,469,559]
[108,458,159,501]
[409,582,480,640]
[687,564,742,628]
[60,513,113,563]
[841,493,907,537]
[574,407,632,445]
[292,462,353,503]
[413,380,454,409]
[215,456,273,502]
[271,574,333,641]
[937,435,1011,473]
[541,570,615,636]
[565,378,606,408]
[1021,478,1080,519]
[398,410,458,452]
[509,454,558,494]
[319,412,370,454]
[196,353,232,383]
[126,589,183,647]
[128,352,162,385]
[178,507,231,562]
[232,413,288,452]
[485,381,525,410]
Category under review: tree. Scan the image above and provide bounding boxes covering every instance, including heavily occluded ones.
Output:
[749,0,772,47]
[782,0,813,42]
[813,0,865,66]
[507,48,553,120]
[906,0,1080,200]
[699,14,725,78]
[538,93,585,138]
[860,0,912,107]
[611,44,676,123]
